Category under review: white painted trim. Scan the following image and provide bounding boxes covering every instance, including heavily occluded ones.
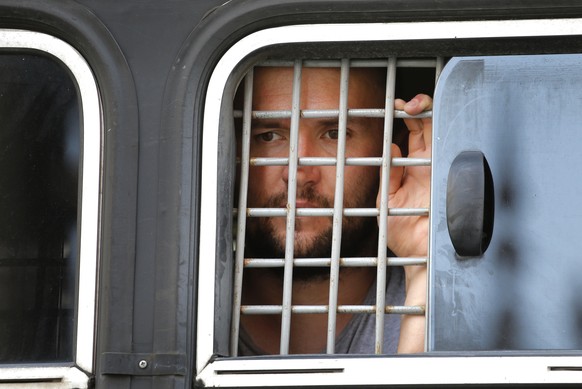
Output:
[0,366,89,388]
[199,18,582,384]
[0,29,101,376]
[198,355,582,387]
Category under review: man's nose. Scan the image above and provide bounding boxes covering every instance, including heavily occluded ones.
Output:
[282,131,321,187]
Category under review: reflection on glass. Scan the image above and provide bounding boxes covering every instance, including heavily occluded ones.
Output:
[0,53,79,362]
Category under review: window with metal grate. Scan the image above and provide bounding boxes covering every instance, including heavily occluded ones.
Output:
[197,18,582,387]
[231,58,439,356]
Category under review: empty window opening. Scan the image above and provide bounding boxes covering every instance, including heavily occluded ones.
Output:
[0,53,80,363]
[0,31,100,379]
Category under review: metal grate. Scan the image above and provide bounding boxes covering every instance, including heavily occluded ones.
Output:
[232,57,441,356]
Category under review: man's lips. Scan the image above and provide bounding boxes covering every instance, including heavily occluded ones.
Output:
[270,192,332,209]
[274,201,322,209]
[295,200,317,208]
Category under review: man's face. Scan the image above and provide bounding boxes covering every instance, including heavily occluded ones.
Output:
[244,67,385,259]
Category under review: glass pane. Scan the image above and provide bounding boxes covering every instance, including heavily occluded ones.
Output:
[0,53,79,362]
[430,54,582,351]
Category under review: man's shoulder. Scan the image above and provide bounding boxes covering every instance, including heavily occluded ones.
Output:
[335,266,406,354]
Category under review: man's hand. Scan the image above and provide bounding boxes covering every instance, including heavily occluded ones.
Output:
[385,94,432,258]
[379,93,432,353]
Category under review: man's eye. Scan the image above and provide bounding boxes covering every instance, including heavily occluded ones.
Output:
[324,129,339,140]
[256,132,282,142]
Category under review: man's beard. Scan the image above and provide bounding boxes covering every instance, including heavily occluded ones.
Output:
[244,185,379,282]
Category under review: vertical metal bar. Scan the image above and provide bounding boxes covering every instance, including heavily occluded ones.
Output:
[375,57,397,354]
[279,60,303,354]
[230,70,254,356]
[435,56,445,83]
[423,56,440,352]
[326,59,350,354]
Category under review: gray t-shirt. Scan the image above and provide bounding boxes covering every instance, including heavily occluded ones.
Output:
[238,266,406,355]
[334,266,405,354]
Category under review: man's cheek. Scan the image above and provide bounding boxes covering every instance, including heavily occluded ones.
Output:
[344,168,379,208]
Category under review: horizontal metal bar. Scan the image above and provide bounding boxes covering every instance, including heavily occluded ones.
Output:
[238,306,339,315]
[250,157,338,166]
[338,305,425,315]
[241,305,328,314]
[243,109,291,119]
[389,208,430,216]
[259,59,437,68]
[240,305,425,315]
[385,305,425,315]
[302,109,384,118]
[396,110,433,119]
[393,157,431,167]
[248,157,431,167]
[234,108,432,120]
[244,256,427,268]
[243,207,429,217]
[392,59,438,68]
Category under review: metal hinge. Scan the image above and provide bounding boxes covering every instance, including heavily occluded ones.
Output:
[100,352,186,376]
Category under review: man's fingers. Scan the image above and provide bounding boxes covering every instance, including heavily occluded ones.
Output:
[377,144,404,210]
[388,144,403,197]
[403,94,432,116]
[396,94,433,154]
[407,126,426,154]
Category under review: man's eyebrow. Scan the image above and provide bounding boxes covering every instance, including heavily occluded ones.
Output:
[313,117,378,129]
[312,118,340,128]
[250,116,378,130]
[251,119,290,130]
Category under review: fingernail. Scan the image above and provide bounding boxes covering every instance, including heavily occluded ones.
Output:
[406,99,418,109]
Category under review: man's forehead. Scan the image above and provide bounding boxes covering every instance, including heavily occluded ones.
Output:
[252,66,385,108]
[253,67,340,91]
[253,66,383,84]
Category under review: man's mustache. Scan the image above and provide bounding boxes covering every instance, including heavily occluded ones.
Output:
[265,187,333,209]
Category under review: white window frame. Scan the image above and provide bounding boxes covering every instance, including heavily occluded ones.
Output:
[0,30,101,388]
[198,18,582,387]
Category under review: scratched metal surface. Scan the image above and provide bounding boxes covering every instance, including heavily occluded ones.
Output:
[430,54,582,351]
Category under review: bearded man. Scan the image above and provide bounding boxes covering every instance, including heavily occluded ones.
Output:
[239,66,431,355]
